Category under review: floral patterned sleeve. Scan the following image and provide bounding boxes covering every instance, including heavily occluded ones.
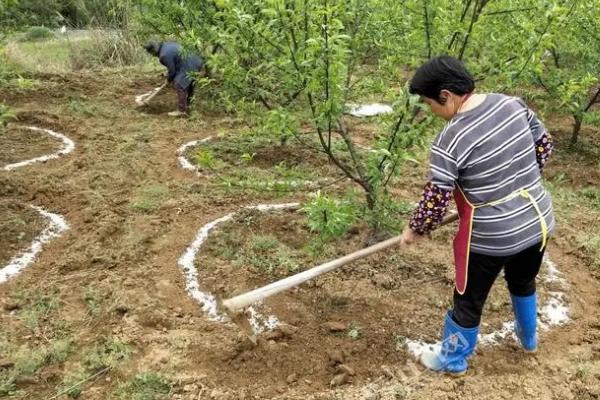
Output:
[409,182,453,235]
[535,131,553,170]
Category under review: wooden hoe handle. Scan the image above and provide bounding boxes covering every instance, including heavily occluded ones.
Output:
[222,212,459,313]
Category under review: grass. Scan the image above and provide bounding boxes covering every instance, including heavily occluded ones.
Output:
[5,39,73,73]
[0,103,16,127]
[20,26,55,42]
[83,288,103,316]
[392,333,407,351]
[83,339,132,373]
[187,134,337,192]
[0,335,72,397]
[112,373,172,400]
[578,234,600,269]
[58,366,88,399]
[131,185,169,213]
[4,30,151,74]
[55,338,132,399]
[69,98,97,116]
[233,234,300,274]
[580,187,600,209]
[15,289,61,331]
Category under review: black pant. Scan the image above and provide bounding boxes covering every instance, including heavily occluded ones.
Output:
[452,242,545,328]
[175,82,195,113]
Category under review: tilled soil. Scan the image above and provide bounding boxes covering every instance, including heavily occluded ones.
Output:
[0,125,62,166]
[0,69,598,399]
[0,201,47,267]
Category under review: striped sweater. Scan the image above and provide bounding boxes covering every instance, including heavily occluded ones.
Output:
[410,93,555,256]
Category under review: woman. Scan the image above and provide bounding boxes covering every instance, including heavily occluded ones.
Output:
[144,41,205,117]
[400,56,555,374]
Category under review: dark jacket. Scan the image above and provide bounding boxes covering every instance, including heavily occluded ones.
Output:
[158,42,203,89]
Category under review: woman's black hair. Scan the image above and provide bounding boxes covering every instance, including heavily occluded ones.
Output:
[144,41,161,56]
[409,56,475,104]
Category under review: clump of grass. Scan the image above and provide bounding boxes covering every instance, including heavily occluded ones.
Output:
[0,335,72,396]
[68,98,96,116]
[56,338,132,399]
[0,103,16,128]
[347,323,362,341]
[233,234,300,274]
[69,31,148,70]
[83,288,103,316]
[20,26,55,42]
[580,187,600,209]
[131,185,169,212]
[392,333,406,351]
[83,339,132,373]
[15,289,61,330]
[578,234,600,269]
[112,373,172,400]
[57,366,88,399]
[194,149,218,169]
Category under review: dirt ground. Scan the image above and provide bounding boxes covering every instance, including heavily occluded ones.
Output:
[0,125,63,166]
[0,69,599,399]
[0,201,46,268]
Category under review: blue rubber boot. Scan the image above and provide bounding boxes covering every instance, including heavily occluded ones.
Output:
[511,292,538,352]
[420,311,479,375]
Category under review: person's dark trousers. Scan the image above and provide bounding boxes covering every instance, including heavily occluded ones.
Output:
[175,82,194,113]
[452,242,546,328]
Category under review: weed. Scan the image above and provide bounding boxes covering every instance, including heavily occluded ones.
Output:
[551,172,567,184]
[240,152,255,164]
[194,149,217,169]
[53,339,131,399]
[0,337,72,396]
[578,234,600,268]
[580,187,600,209]
[13,76,40,92]
[5,39,72,73]
[233,235,300,274]
[20,26,54,42]
[69,99,96,116]
[112,372,172,400]
[83,289,102,316]
[131,185,168,212]
[68,31,148,70]
[16,290,60,330]
[0,104,16,128]
[83,339,132,373]
[392,333,406,351]
[58,366,88,399]
[347,323,362,341]
[251,235,280,251]
[575,361,593,379]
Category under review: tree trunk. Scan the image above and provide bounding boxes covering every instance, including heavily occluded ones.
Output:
[366,189,377,211]
[571,115,582,147]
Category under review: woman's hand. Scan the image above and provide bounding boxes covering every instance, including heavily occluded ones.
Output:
[400,226,424,246]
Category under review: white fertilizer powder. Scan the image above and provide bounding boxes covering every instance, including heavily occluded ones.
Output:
[346,103,393,118]
[3,126,75,171]
[406,256,570,358]
[178,203,300,332]
[1,125,73,283]
[0,206,69,284]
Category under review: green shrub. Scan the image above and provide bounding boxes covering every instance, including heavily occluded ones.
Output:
[302,191,359,240]
[20,26,54,42]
